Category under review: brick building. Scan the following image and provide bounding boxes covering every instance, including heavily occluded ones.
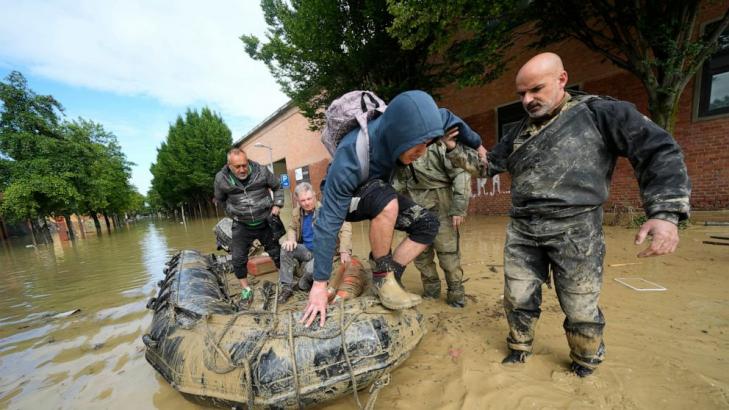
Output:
[236,2,729,215]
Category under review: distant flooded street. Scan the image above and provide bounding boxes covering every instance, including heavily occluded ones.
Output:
[1,216,728,409]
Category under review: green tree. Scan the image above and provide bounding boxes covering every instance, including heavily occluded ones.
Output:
[388,0,729,133]
[150,107,231,217]
[242,0,442,129]
[1,71,140,239]
[0,71,72,241]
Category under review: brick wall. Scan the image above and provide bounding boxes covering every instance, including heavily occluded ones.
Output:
[239,1,729,215]
[446,2,729,215]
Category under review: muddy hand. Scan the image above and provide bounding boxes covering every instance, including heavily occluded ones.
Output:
[477,145,488,169]
[452,215,464,229]
[339,251,351,265]
[635,218,679,257]
[301,280,328,327]
[441,126,460,150]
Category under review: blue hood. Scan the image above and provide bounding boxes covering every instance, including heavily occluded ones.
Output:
[367,90,444,177]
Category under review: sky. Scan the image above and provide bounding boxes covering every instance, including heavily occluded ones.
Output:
[0,0,289,194]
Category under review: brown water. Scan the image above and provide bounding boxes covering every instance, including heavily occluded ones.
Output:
[1,217,728,409]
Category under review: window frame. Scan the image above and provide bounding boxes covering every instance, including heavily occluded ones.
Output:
[694,19,729,121]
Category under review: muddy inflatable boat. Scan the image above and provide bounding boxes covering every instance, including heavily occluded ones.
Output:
[143,250,425,408]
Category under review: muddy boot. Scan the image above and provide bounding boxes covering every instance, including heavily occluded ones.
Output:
[277,285,294,304]
[373,272,422,310]
[570,361,594,377]
[501,349,530,364]
[446,283,465,308]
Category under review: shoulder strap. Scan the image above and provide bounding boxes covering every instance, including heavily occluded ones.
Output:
[355,128,370,184]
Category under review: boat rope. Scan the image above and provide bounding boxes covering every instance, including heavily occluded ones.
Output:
[202,314,239,374]
[243,359,255,410]
[288,311,303,410]
[364,372,391,410]
[339,299,363,409]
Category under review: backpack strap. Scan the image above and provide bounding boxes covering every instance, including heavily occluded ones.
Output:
[355,128,370,184]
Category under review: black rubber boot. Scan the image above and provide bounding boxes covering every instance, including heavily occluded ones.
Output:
[501,349,530,364]
[570,361,594,377]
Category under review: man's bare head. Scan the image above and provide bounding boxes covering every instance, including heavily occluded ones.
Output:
[227,148,250,180]
[515,52,568,120]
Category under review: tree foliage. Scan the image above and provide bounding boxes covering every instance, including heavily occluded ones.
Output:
[388,0,729,132]
[0,71,141,227]
[242,0,443,129]
[149,107,231,211]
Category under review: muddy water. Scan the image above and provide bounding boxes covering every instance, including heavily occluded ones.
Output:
[1,217,728,409]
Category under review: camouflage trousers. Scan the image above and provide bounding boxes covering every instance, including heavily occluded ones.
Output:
[503,208,606,369]
[414,212,464,304]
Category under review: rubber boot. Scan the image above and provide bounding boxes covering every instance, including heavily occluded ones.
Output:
[373,272,422,310]
[501,349,530,364]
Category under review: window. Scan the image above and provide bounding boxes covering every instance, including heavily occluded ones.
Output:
[697,23,729,118]
[496,84,581,141]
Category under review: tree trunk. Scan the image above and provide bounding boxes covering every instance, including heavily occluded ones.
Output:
[41,218,53,243]
[180,204,186,224]
[103,212,112,233]
[111,214,118,229]
[198,201,204,220]
[0,216,8,241]
[27,219,38,246]
[76,214,87,239]
[646,89,681,135]
[64,214,76,240]
[91,213,102,235]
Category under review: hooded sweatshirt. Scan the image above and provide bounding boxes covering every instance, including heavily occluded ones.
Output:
[312,90,481,281]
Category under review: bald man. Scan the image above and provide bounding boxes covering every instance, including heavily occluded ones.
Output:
[445,52,691,376]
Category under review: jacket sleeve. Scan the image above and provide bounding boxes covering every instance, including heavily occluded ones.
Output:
[213,172,227,203]
[445,154,471,216]
[439,108,482,149]
[312,156,360,281]
[337,221,353,254]
[287,207,299,242]
[264,167,285,208]
[590,99,691,221]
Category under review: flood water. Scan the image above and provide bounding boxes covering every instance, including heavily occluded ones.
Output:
[1,216,728,409]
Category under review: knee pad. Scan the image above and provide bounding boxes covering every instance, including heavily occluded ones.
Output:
[408,210,439,245]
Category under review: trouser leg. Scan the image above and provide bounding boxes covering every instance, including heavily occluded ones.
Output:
[231,221,256,279]
[257,223,281,269]
[432,217,464,305]
[279,245,312,287]
[503,219,549,353]
[548,211,606,369]
[414,245,440,297]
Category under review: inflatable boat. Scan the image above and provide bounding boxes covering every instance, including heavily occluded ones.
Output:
[143,249,425,408]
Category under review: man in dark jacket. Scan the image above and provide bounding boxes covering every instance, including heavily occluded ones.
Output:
[214,148,284,302]
[301,90,482,327]
[446,53,691,377]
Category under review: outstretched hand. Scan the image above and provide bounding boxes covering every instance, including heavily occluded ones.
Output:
[441,127,460,150]
[300,280,329,327]
[635,218,679,257]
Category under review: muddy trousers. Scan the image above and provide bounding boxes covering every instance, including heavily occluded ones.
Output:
[231,220,282,279]
[503,209,606,369]
[414,214,464,302]
[278,245,313,289]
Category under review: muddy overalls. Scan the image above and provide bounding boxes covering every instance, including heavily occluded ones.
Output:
[450,92,691,371]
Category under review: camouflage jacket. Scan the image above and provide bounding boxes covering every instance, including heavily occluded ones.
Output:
[447,93,691,222]
[394,142,471,217]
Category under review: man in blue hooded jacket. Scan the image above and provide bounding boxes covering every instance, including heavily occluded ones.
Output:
[301,90,481,327]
